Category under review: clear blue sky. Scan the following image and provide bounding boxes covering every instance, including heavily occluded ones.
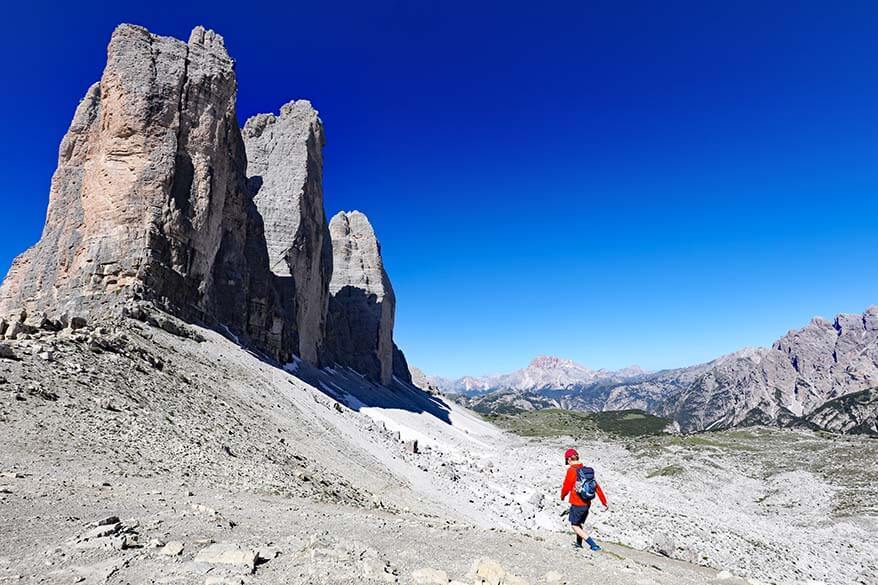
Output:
[2,1,876,377]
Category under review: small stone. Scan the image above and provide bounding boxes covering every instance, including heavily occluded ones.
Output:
[194,543,257,572]
[544,571,564,584]
[69,316,87,330]
[404,439,419,454]
[204,577,243,585]
[411,568,448,584]
[98,398,118,412]
[0,486,12,494]
[361,557,398,583]
[528,492,545,508]
[161,541,185,556]
[4,321,24,341]
[256,547,281,561]
[109,534,137,550]
[92,515,120,527]
[0,343,18,360]
[470,558,506,585]
[651,533,675,558]
[80,522,121,541]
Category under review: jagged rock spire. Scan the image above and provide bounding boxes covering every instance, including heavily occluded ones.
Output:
[243,101,331,365]
[0,23,414,382]
[0,24,286,358]
[323,211,397,385]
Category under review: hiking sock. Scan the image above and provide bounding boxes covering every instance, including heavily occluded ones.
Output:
[576,536,583,547]
[585,537,601,551]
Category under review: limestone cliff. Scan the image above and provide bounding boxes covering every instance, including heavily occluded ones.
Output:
[324,211,398,385]
[243,101,331,365]
[0,24,287,357]
[0,24,414,381]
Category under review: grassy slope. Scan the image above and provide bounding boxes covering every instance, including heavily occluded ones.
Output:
[484,408,672,438]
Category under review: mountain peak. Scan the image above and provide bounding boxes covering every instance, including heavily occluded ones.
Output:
[527,355,585,370]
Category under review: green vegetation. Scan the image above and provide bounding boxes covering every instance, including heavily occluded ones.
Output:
[484,408,671,438]
[588,410,672,437]
[646,464,686,478]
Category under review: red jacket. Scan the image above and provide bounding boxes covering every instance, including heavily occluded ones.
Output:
[561,463,607,507]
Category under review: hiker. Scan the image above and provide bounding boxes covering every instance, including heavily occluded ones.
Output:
[560,448,607,551]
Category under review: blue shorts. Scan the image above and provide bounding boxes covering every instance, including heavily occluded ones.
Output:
[569,505,590,526]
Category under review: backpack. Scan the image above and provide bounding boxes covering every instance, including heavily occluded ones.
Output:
[574,466,597,502]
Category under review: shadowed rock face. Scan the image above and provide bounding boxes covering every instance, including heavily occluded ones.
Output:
[324,211,397,385]
[243,101,331,365]
[0,24,285,358]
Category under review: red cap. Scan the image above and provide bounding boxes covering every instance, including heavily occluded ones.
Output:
[564,448,578,459]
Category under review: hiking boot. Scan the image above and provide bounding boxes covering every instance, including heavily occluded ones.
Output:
[572,541,583,549]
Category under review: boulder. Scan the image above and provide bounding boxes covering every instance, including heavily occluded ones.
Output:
[361,557,398,582]
[4,321,26,341]
[527,492,545,509]
[204,578,243,585]
[69,316,87,330]
[160,541,185,556]
[651,533,675,557]
[194,543,257,573]
[79,521,121,541]
[0,24,286,361]
[469,558,510,585]
[411,568,449,584]
[0,343,17,361]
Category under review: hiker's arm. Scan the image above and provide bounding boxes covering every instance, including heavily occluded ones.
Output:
[560,468,573,500]
[596,483,608,508]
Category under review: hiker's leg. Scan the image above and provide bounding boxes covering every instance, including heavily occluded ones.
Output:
[571,524,589,542]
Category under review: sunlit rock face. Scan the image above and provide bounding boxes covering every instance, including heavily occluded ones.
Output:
[0,24,285,358]
[243,101,331,365]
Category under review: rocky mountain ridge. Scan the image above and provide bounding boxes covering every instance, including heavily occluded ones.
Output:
[0,24,406,385]
[441,308,878,435]
[433,355,647,397]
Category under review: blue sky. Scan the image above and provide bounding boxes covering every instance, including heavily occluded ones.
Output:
[2,1,876,377]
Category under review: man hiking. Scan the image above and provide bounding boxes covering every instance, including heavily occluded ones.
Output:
[560,448,607,551]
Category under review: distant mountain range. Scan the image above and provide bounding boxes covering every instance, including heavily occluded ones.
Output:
[433,307,878,436]
[430,355,648,397]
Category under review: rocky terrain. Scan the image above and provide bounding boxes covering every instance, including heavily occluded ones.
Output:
[1,314,876,584]
[442,308,878,435]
